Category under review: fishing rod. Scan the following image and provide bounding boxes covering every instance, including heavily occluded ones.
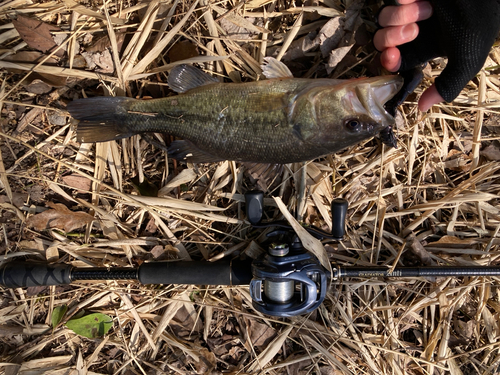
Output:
[2,191,500,317]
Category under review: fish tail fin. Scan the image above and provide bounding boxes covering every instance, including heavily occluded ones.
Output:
[67,97,138,143]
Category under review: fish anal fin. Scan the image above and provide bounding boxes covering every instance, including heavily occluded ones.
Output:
[168,65,220,93]
[261,57,294,79]
[168,140,224,163]
[77,122,134,143]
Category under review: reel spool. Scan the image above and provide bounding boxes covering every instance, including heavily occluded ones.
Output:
[249,243,327,317]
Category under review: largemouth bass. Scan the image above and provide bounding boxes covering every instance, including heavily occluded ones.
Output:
[68,58,402,164]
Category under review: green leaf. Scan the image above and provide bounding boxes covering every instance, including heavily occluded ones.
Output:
[66,313,113,339]
[51,305,68,329]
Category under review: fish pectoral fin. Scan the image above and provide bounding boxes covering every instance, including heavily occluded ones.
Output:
[168,140,224,163]
[261,57,294,79]
[167,65,220,93]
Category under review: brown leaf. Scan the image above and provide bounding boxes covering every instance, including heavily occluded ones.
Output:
[37,73,67,87]
[219,17,261,40]
[12,15,64,57]
[193,348,216,374]
[316,17,344,58]
[4,52,66,87]
[443,149,471,172]
[326,45,353,74]
[85,33,127,54]
[480,144,500,161]
[167,40,199,63]
[61,174,92,192]
[433,235,479,246]
[454,318,476,341]
[26,202,93,232]
[407,234,432,266]
[245,317,276,351]
[0,192,28,208]
[81,50,114,73]
[25,79,52,94]
[4,51,57,64]
[150,245,166,259]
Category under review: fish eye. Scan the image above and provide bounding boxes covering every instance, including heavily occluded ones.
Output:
[345,119,362,132]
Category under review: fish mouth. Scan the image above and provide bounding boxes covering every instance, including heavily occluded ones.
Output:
[343,75,404,128]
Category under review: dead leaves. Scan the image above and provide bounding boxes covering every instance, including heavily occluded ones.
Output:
[12,15,64,58]
[8,18,69,88]
[9,14,125,76]
[281,0,363,73]
[81,49,114,73]
[61,174,92,193]
[167,40,199,63]
[406,233,433,266]
[481,144,500,161]
[27,202,93,232]
[442,149,471,172]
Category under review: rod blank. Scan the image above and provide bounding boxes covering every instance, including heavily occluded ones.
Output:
[336,266,500,279]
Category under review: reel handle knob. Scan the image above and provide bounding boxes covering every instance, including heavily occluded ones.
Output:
[245,190,264,225]
[331,198,348,240]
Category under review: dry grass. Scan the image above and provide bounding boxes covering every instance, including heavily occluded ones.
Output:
[1,0,500,374]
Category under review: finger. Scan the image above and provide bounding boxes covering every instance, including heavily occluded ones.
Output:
[390,0,422,5]
[392,0,423,4]
[418,84,444,111]
[380,47,402,71]
[378,2,432,27]
[374,23,418,51]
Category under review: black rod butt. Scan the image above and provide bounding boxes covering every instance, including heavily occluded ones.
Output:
[1,262,72,288]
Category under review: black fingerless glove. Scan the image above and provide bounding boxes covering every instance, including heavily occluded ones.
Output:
[394,0,500,102]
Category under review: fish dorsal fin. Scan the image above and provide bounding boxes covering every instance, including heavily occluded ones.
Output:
[168,64,220,93]
[261,57,294,79]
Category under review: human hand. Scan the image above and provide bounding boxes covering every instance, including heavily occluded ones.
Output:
[374,0,438,111]
[374,0,500,112]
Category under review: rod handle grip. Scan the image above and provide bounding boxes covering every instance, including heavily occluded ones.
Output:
[331,198,348,240]
[138,260,252,285]
[0,262,73,288]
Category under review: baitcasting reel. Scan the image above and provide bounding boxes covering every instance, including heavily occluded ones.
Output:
[245,190,347,317]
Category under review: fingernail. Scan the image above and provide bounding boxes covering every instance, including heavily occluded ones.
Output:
[419,2,433,19]
[402,24,418,41]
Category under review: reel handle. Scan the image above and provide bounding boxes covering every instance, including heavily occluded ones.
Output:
[244,190,349,241]
[244,190,264,225]
[331,198,348,240]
